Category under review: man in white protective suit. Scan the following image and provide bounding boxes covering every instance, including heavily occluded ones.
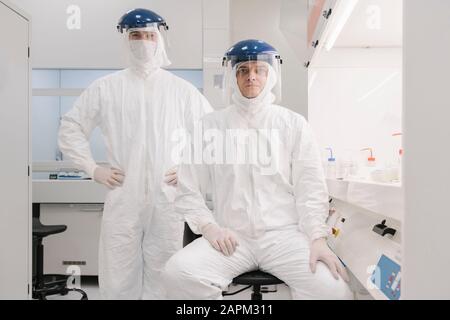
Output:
[162,39,353,300]
[58,8,212,299]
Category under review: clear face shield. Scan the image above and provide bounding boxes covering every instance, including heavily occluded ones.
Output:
[222,54,282,106]
[123,22,171,70]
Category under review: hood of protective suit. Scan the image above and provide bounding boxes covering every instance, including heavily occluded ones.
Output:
[126,27,171,78]
[231,63,277,115]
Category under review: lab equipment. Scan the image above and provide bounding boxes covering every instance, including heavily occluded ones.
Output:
[371,254,401,300]
[372,220,397,238]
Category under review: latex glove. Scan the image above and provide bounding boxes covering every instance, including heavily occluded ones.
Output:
[201,223,239,256]
[93,166,125,190]
[310,238,349,282]
[164,166,178,186]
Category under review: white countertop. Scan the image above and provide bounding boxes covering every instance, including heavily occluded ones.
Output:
[33,180,108,203]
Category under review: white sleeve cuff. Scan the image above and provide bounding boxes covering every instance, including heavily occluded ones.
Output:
[83,162,98,179]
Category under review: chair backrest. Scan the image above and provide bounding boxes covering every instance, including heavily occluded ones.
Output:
[183,222,202,247]
[33,203,40,218]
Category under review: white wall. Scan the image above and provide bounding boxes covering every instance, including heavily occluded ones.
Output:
[10,0,309,114]
[309,48,402,169]
[403,0,450,300]
[11,0,203,69]
[230,0,308,116]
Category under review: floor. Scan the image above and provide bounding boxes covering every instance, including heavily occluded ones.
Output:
[44,276,292,300]
[43,274,374,300]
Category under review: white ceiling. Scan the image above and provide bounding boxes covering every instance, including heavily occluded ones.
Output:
[335,0,403,48]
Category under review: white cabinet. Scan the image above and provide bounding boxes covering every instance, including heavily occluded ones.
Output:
[39,204,103,276]
[32,181,107,277]
[306,0,336,66]
[0,0,31,299]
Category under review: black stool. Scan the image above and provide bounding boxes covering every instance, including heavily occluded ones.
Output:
[32,203,88,300]
[183,223,284,300]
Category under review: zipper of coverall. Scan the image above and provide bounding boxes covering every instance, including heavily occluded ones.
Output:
[143,85,150,202]
[246,115,258,239]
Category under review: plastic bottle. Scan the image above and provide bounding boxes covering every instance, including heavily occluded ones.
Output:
[391,133,403,183]
[360,148,377,181]
[337,149,356,180]
[348,149,360,179]
[325,147,336,179]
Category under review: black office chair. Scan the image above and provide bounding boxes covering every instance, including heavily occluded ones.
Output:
[32,203,88,300]
[183,222,284,300]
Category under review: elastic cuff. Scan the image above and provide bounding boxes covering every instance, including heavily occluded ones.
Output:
[185,215,216,235]
[84,162,98,179]
[309,231,329,244]
[199,220,217,234]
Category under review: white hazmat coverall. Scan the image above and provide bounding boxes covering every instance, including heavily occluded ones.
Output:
[58,27,213,299]
[163,65,352,300]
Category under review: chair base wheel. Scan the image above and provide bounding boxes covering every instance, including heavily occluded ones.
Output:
[32,274,88,300]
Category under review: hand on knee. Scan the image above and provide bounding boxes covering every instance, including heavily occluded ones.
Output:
[309,238,349,282]
[201,223,239,257]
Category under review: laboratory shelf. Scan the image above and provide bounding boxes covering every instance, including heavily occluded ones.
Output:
[327,178,403,222]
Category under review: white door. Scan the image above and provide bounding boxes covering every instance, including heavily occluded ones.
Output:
[0,1,30,299]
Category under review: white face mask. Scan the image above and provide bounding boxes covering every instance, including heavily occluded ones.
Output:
[126,27,172,77]
[129,40,157,64]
